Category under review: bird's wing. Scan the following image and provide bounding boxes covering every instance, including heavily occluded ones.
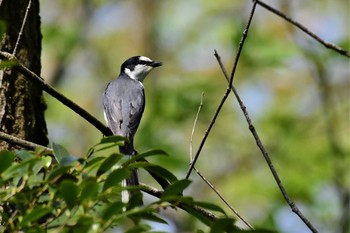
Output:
[103,78,145,141]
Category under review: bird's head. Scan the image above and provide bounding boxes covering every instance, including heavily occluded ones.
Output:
[121,56,162,82]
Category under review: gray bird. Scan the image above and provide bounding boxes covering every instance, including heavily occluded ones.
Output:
[103,56,162,201]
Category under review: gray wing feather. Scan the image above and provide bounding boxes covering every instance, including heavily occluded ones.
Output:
[103,76,145,143]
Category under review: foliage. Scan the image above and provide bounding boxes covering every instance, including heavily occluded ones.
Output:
[0,136,271,232]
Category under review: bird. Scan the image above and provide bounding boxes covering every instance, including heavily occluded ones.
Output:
[103,56,162,202]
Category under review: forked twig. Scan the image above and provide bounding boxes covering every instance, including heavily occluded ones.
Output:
[189,93,253,229]
[186,0,258,179]
[214,51,319,233]
[255,0,350,58]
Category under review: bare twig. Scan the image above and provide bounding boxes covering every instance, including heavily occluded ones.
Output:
[186,0,257,179]
[0,131,53,154]
[214,50,319,233]
[13,0,32,56]
[140,183,218,222]
[189,92,204,162]
[255,0,350,58]
[195,168,254,229]
[0,51,112,136]
[189,93,253,229]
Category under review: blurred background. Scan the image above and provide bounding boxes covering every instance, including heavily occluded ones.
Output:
[40,0,349,232]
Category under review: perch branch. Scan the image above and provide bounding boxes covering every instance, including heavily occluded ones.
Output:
[255,0,350,58]
[0,51,112,136]
[186,0,257,179]
[214,50,319,233]
[0,131,53,154]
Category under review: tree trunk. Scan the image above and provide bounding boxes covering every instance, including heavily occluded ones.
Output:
[0,0,48,150]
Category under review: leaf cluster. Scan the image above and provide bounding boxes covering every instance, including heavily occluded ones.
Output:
[0,136,270,232]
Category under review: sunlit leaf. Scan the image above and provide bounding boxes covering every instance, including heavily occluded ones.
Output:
[41,156,52,168]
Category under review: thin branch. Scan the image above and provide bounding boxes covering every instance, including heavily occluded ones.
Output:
[140,183,218,222]
[185,0,257,179]
[13,0,32,56]
[0,51,112,136]
[0,131,53,154]
[255,0,350,58]
[214,50,319,233]
[189,93,253,229]
[195,167,254,229]
[189,92,204,162]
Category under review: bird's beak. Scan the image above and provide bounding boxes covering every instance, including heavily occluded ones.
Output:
[151,61,162,67]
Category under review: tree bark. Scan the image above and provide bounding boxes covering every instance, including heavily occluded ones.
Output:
[0,0,48,150]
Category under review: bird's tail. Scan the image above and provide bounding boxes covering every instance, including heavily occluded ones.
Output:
[120,146,143,205]
[126,168,139,187]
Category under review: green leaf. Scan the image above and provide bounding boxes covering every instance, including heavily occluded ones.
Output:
[180,204,212,227]
[80,179,100,203]
[16,150,35,160]
[209,217,236,233]
[161,179,191,199]
[102,201,124,221]
[41,156,52,168]
[85,156,105,169]
[97,153,123,176]
[103,168,130,191]
[52,142,70,165]
[60,155,78,166]
[193,201,227,215]
[1,157,41,181]
[47,166,71,182]
[131,212,168,225]
[60,180,79,209]
[100,135,126,144]
[20,207,51,226]
[123,149,168,165]
[144,164,178,184]
[74,216,94,232]
[0,151,15,174]
[125,224,151,233]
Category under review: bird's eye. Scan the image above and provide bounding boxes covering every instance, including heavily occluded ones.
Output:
[139,60,150,66]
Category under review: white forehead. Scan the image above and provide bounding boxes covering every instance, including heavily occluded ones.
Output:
[139,56,152,62]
